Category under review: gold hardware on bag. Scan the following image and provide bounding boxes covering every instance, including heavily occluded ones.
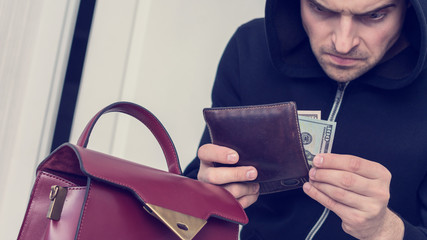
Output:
[46,185,68,221]
[144,203,207,240]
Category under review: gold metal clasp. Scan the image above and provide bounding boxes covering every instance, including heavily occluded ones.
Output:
[143,203,207,240]
[46,185,68,221]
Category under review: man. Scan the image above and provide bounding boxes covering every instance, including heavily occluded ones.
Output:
[184,0,427,239]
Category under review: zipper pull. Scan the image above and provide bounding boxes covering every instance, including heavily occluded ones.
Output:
[46,185,68,221]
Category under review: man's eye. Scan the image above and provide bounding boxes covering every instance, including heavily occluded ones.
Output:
[314,5,324,12]
[309,2,326,12]
[366,12,386,21]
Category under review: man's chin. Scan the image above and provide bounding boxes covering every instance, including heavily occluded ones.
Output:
[324,72,359,82]
[322,65,369,82]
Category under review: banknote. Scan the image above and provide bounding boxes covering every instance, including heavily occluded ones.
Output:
[297,116,336,166]
[297,110,321,119]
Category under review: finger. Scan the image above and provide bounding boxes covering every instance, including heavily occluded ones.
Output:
[237,192,260,209]
[198,166,257,185]
[198,144,239,165]
[309,167,381,197]
[304,182,390,235]
[309,181,373,211]
[303,182,355,221]
[313,154,390,179]
[223,182,260,199]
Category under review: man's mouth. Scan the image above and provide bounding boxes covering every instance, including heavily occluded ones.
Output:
[327,54,365,66]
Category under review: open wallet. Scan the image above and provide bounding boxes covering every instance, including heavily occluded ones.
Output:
[203,102,310,194]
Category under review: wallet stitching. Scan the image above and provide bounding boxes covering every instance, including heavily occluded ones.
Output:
[203,102,293,112]
[203,102,294,144]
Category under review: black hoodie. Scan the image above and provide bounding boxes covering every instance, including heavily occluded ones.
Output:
[185,0,427,239]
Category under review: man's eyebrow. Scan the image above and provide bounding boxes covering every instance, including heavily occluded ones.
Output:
[308,0,397,15]
[308,0,336,13]
[355,4,397,16]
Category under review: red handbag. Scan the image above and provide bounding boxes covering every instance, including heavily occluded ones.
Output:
[17,102,248,240]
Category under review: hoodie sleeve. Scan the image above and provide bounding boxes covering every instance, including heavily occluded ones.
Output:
[402,174,427,239]
[183,29,243,178]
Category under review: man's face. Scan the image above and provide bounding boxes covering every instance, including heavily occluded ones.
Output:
[300,0,408,82]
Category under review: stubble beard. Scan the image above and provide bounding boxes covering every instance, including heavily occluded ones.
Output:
[317,57,373,82]
[315,46,373,82]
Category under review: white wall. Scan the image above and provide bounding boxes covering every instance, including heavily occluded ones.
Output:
[0,1,80,239]
[71,0,265,171]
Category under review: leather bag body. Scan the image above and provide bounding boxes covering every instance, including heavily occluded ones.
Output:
[18,102,248,240]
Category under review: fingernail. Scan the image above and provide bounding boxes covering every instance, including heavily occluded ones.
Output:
[309,168,316,178]
[313,156,323,166]
[246,169,257,180]
[227,153,238,163]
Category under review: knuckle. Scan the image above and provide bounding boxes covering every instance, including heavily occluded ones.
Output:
[341,223,358,237]
[225,184,242,197]
[238,198,249,209]
[376,162,390,175]
[238,194,259,209]
[373,183,390,201]
[348,157,361,172]
[341,173,355,188]
[382,168,392,181]
[225,183,259,199]
[202,170,218,184]
[341,223,354,235]
[331,188,347,201]
[197,144,209,159]
[233,169,246,181]
[380,192,390,204]
[370,205,383,218]
[383,191,390,200]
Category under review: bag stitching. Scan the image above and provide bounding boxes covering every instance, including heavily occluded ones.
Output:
[76,182,91,240]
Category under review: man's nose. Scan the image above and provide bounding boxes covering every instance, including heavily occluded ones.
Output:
[332,16,360,54]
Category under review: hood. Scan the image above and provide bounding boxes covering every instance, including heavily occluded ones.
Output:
[265,0,427,89]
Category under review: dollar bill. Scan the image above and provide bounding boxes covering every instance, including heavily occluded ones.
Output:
[297,116,336,166]
[297,110,321,119]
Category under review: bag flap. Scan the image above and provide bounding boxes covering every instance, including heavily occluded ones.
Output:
[44,144,248,226]
[39,143,248,239]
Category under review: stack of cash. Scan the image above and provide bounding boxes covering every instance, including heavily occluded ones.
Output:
[297,111,336,166]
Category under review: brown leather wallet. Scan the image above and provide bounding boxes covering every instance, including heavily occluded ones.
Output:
[203,102,310,194]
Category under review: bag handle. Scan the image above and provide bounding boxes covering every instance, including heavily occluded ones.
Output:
[77,102,182,175]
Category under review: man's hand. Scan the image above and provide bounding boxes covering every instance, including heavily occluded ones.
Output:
[303,153,404,240]
[197,144,260,208]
